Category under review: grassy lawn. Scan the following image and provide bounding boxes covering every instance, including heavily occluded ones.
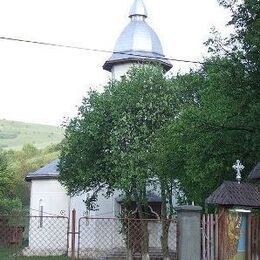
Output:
[0,247,69,260]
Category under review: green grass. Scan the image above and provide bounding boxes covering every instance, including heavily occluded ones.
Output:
[0,247,69,259]
[0,119,64,150]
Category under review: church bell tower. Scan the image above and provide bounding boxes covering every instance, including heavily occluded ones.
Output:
[103,0,172,80]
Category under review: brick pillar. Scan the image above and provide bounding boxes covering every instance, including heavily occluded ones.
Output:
[176,205,202,260]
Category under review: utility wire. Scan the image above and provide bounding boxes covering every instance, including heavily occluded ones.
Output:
[30,208,65,217]
[0,36,204,65]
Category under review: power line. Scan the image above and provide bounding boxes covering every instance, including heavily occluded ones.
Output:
[0,36,204,65]
[30,208,63,217]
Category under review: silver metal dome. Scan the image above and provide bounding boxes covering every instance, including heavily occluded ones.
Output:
[103,0,172,72]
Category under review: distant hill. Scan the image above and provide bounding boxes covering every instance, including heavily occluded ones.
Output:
[0,119,64,150]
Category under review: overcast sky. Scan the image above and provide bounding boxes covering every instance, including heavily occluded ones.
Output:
[0,0,231,126]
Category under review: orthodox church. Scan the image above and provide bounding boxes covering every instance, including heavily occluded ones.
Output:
[26,0,172,220]
[25,0,173,255]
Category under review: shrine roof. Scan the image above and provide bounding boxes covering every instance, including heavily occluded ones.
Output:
[25,159,59,181]
[249,162,260,180]
[206,181,260,208]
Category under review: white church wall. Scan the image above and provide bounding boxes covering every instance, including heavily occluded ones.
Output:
[95,191,124,247]
[27,179,177,257]
[111,63,134,80]
[147,222,177,251]
[27,178,124,255]
[29,179,70,217]
[70,195,87,217]
[95,190,121,218]
[27,179,70,255]
[78,190,125,255]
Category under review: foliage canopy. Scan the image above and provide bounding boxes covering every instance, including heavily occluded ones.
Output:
[59,66,179,212]
[59,0,260,208]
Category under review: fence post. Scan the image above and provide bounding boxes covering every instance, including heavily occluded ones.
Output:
[247,214,252,260]
[176,205,202,260]
[71,209,76,260]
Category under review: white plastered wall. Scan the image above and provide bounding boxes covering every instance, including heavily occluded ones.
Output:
[27,178,121,256]
[29,179,69,217]
[77,190,123,257]
[26,179,70,255]
[111,63,134,80]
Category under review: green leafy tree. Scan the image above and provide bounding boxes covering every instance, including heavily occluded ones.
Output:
[58,2,259,257]
[158,0,260,205]
[0,150,22,214]
[59,65,179,258]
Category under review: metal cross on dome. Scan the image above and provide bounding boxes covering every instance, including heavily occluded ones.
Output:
[232,160,245,184]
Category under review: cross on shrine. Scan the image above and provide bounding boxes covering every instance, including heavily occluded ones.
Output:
[232,160,245,184]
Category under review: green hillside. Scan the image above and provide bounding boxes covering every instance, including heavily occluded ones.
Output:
[0,119,64,150]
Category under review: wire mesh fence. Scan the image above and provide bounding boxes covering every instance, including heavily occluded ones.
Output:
[0,214,69,259]
[1,214,177,259]
[78,217,177,259]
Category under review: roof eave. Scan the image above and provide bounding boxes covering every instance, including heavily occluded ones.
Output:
[206,200,260,208]
[25,175,59,182]
[103,58,172,72]
[249,163,260,180]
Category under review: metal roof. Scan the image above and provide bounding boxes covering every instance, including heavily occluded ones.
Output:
[129,0,148,18]
[249,162,260,180]
[206,181,260,208]
[103,0,172,72]
[25,159,59,182]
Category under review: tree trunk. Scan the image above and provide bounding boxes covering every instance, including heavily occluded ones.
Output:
[135,200,150,260]
[161,220,171,260]
[160,180,171,259]
[141,220,150,260]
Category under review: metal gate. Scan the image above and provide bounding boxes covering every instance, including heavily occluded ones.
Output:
[77,217,177,259]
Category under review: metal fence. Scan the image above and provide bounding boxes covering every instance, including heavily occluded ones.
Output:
[78,217,177,259]
[1,214,177,259]
[0,215,69,259]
